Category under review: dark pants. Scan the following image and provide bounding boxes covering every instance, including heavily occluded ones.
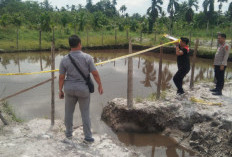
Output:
[173,68,190,93]
[214,65,226,92]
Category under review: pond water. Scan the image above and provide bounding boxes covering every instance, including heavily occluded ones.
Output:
[0,49,231,157]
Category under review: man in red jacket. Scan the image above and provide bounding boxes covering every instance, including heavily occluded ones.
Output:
[173,37,190,95]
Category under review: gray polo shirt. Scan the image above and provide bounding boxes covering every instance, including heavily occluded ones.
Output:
[59,50,97,92]
[214,43,230,66]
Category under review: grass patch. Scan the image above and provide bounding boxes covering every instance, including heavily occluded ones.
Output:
[135,96,143,103]
[147,93,157,101]
[1,101,23,123]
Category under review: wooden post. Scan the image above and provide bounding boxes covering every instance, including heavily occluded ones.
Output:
[87,31,89,46]
[40,52,43,71]
[140,31,142,44]
[154,31,157,42]
[190,39,199,89]
[39,29,42,50]
[16,27,19,50]
[51,27,55,126]
[126,29,129,40]
[102,32,104,46]
[156,43,163,99]
[211,32,214,49]
[115,29,117,45]
[127,39,133,108]
[17,55,21,73]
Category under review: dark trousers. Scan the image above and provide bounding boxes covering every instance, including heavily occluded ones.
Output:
[214,65,226,92]
[173,68,190,93]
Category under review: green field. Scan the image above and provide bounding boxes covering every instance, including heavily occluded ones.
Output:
[0,26,232,59]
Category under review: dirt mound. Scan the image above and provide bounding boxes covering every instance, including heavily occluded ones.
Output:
[102,82,232,157]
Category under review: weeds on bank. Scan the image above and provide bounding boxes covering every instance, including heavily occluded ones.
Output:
[2,101,23,123]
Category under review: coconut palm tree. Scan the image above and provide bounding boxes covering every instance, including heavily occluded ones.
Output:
[147,0,163,33]
[185,0,199,24]
[167,0,179,34]
[202,0,215,30]
[218,0,228,13]
[120,5,127,16]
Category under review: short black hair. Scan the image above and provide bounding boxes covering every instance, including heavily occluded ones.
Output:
[69,35,81,48]
[218,33,226,39]
[181,37,189,45]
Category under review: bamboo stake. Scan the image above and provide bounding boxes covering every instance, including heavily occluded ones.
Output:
[127,39,133,108]
[51,27,55,126]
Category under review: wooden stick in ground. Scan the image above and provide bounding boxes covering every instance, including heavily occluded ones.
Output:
[87,31,89,46]
[115,29,117,45]
[0,110,8,125]
[156,42,163,99]
[39,29,42,50]
[126,29,129,40]
[51,28,55,126]
[127,39,133,108]
[154,31,157,42]
[190,39,199,89]
[211,32,214,49]
[102,32,103,46]
[0,77,57,102]
[140,31,142,43]
[16,27,19,50]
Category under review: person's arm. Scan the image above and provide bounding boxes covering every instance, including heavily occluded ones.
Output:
[91,70,103,95]
[176,46,184,56]
[59,59,66,99]
[220,45,230,70]
[59,74,65,99]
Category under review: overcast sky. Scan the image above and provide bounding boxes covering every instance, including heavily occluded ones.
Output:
[24,0,230,16]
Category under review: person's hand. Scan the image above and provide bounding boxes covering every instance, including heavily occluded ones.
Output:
[220,65,224,71]
[98,85,103,95]
[59,90,64,99]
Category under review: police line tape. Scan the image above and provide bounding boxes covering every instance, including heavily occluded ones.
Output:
[0,40,179,76]
[190,97,222,106]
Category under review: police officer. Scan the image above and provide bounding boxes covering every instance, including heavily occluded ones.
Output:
[210,33,230,95]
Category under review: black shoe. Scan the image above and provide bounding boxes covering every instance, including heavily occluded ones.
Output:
[210,88,218,92]
[212,91,222,96]
[84,137,94,143]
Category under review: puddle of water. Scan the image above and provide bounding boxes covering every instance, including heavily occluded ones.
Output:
[0,49,231,156]
[117,132,196,157]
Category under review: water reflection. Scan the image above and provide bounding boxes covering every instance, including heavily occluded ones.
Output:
[141,60,157,87]
[117,132,195,157]
[156,66,172,91]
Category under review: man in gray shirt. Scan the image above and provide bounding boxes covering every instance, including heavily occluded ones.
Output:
[210,33,230,95]
[59,35,103,143]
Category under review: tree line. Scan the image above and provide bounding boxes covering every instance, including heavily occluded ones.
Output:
[0,0,232,36]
